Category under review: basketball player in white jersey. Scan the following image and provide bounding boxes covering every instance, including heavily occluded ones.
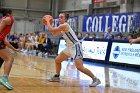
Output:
[45,13,101,87]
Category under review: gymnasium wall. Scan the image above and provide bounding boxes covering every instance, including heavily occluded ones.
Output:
[1,0,140,35]
[1,0,52,34]
[133,0,140,12]
[59,0,90,10]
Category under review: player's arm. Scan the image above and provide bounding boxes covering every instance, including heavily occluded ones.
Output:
[0,17,11,33]
[47,24,61,36]
[4,37,16,50]
[46,18,68,36]
[48,24,68,36]
[135,37,140,42]
[4,37,22,52]
[129,37,140,43]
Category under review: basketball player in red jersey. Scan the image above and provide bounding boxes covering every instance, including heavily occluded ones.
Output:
[0,8,22,90]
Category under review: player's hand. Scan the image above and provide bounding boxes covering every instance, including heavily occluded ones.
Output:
[45,16,51,23]
[14,49,23,52]
[129,39,135,45]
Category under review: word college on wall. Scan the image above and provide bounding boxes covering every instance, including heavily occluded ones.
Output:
[83,12,140,32]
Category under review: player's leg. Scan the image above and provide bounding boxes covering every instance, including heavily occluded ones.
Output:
[0,48,14,90]
[72,43,101,87]
[48,51,70,82]
[74,59,101,87]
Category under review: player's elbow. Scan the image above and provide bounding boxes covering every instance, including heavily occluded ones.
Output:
[52,34,57,37]
[50,32,57,37]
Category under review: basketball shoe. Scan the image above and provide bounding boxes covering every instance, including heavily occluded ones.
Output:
[48,74,60,82]
[0,76,13,90]
[89,77,101,87]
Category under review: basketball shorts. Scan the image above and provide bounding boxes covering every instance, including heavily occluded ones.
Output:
[0,57,4,68]
[62,42,83,60]
[0,40,6,49]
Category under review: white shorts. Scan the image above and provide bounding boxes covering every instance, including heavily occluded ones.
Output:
[62,42,83,60]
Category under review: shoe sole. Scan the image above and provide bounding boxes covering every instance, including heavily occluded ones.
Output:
[48,79,60,82]
[0,81,13,90]
[0,80,13,90]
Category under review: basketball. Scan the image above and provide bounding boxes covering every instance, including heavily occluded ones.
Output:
[42,15,54,26]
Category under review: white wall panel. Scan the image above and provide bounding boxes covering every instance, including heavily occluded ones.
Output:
[133,0,140,12]
[28,11,48,19]
[13,20,35,34]
[12,10,26,18]
[59,0,89,10]
[3,0,26,8]
[14,20,25,34]
[28,0,51,10]
[25,21,35,33]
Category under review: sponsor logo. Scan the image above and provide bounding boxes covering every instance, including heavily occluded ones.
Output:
[113,46,120,59]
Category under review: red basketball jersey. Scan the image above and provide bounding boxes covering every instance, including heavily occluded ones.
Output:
[0,16,14,41]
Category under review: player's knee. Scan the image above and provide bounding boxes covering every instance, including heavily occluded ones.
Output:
[76,65,82,71]
[8,57,14,63]
[11,57,14,63]
[55,58,61,63]
[4,56,14,63]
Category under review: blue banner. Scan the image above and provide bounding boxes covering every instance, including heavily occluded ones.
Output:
[82,12,140,32]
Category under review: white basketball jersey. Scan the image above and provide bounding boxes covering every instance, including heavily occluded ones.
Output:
[61,23,79,46]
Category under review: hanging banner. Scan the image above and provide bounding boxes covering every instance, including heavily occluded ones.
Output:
[82,12,140,32]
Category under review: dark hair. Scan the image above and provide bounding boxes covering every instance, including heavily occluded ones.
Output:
[61,12,69,21]
[0,8,12,16]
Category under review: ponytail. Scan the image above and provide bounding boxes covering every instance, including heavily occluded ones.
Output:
[65,13,69,20]
[61,12,69,21]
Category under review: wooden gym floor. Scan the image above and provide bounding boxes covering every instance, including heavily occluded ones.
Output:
[0,54,139,93]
